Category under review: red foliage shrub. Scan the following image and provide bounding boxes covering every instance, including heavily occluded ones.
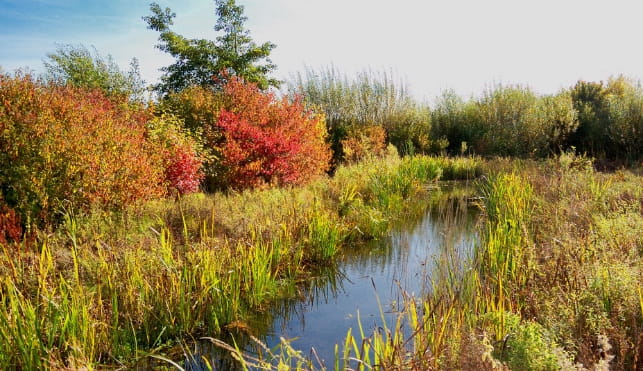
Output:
[0,200,22,245]
[147,114,204,195]
[214,78,331,188]
[165,145,203,194]
[160,86,227,190]
[0,72,166,224]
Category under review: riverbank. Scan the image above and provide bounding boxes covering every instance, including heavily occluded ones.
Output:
[258,153,641,370]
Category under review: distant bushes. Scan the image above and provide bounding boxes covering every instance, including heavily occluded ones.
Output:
[288,67,433,163]
[0,73,170,226]
[569,76,643,160]
[432,85,579,157]
[431,77,640,161]
[291,68,640,162]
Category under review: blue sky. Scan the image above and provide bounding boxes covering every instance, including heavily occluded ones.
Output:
[1,0,642,101]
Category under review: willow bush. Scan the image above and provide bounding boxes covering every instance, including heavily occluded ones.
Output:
[288,66,433,163]
[431,85,578,158]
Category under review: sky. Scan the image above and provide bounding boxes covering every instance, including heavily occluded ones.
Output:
[1,0,642,101]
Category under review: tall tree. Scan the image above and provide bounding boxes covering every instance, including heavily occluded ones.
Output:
[143,0,278,96]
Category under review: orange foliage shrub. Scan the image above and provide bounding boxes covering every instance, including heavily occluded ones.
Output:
[341,125,387,163]
[0,199,22,245]
[0,72,166,224]
[214,78,331,188]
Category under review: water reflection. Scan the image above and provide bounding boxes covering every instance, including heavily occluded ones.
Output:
[262,192,479,367]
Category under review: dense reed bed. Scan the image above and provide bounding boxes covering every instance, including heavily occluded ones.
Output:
[0,152,482,369]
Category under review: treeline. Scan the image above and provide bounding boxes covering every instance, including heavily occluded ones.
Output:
[2,63,641,239]
[291,67,642,164]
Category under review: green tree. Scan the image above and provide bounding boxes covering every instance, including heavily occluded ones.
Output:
[43,44,146,101]
[143,0,278,96]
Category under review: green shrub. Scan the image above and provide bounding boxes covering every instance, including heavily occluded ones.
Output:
[567,76,643,160]
[431,90,482,155]
[476,84,539,156]
[432,86,578,158]
[490,313,571,371]
[43,44,147,102]
[525,92,578,156]
[605,79,643,160]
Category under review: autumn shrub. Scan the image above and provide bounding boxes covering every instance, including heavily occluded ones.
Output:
[159,86,227,190]
[0,198,22,245]
[341,125,387,163]
[164,146,204,194]
[147,113,204,194]
[0,72,165,225]
[214,77,331,188]
[161,85,223,136]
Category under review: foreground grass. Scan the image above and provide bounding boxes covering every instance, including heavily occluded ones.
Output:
[0,150,482,369]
